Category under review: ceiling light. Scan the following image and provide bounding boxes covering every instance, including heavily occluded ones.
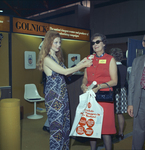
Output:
[0,10,3,12]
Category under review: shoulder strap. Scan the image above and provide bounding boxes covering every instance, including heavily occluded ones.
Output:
[103,82,110,88]
[102,83,111,91]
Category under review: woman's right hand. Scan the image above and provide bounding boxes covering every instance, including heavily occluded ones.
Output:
[77,58,93,68]
[81,84,88,93]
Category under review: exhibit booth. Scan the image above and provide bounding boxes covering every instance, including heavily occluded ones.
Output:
[0,15,90,117]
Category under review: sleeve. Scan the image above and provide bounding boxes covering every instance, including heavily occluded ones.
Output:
[127,59,136,106]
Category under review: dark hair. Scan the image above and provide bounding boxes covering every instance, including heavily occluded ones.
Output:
[110,48,123,62]
[91,33,107,44]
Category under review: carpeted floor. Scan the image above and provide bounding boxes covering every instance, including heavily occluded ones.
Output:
[21,112,134,150]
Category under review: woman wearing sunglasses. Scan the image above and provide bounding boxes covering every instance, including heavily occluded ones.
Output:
[81,33,117,150]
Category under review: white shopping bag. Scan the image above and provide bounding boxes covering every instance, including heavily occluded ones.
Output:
[69,90,104,138]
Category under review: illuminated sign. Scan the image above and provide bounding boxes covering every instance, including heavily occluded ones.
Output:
[0,15,10,32]
[13,17,49,36]
[13,17,90,41]
[49,24,90,41]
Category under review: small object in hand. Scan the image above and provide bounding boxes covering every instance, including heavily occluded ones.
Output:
[88,55,94,60]
[87,81,97,91]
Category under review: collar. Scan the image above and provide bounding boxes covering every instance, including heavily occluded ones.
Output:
[96,52,105,58]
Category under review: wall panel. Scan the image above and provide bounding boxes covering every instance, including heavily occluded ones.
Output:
[0,32,9,86]
[12,33,44,114]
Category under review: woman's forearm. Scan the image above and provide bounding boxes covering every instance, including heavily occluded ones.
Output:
[98,80,117,89]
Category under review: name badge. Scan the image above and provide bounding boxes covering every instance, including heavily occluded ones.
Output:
[99,59,106,64]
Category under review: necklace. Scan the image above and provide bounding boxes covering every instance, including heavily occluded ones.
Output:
[96,52,105,58]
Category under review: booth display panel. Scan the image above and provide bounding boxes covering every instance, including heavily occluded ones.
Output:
[0,15,91,115]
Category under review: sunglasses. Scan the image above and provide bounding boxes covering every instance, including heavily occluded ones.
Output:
[92,40,102,45]
[142,40,145,42]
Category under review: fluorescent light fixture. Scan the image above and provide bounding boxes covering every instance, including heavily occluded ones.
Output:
[0,10,3,12]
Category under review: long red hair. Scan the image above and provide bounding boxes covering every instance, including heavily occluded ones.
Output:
[37,30,64,71]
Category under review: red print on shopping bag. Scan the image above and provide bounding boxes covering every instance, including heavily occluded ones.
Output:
[87,102,92,108]
[85,128,93,136]
[69,90,104,138]
[87,119,95,127]
[79,117,86,126]
[77,117,86,135]
[76,126,85,135]
[76,102,95,136]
